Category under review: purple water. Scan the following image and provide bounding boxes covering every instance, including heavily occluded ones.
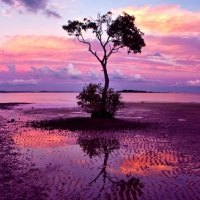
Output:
[0,92,200,108]
[1,93,200,199]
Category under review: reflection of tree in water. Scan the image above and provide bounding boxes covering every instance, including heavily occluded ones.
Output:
[77,136,144,200]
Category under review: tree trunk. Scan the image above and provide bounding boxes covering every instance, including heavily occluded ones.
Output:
[91,62,110,118]
[102,149,109,183]
[101,63,109,117]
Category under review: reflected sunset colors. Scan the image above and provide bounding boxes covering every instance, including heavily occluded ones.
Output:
[11,126,198,199]
[13,129,76,148]
[120,152,177,175]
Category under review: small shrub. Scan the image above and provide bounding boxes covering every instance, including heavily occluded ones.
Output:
[77,83,123,118]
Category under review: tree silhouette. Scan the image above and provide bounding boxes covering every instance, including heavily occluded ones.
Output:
[77,136,144,199]
[63,11,146,116]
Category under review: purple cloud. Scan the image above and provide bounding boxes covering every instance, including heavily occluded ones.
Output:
[1,0,61,18]
[44,9,61,18]
[31,64,82,79]
[110,69,146,82]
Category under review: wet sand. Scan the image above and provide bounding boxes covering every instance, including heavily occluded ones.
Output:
[0,103,200,199]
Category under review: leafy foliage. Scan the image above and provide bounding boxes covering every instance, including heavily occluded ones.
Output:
[63,11,145,56]
[108,12,145,54]
[76,83,123,118]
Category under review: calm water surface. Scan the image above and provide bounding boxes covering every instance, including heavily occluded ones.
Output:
[0,92,200,108]
[13,127,200,199]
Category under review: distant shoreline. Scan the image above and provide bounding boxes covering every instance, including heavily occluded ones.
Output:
[0,90,199,94]
[0,90,167,93]
[0,91,79,93]
[117,90,168,93]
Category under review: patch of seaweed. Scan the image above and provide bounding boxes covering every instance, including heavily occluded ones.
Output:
[0,103,30,110]
[29,117,156,131]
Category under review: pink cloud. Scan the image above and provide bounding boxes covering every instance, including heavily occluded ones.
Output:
[0,36,93,71]
[0,31,199,91]
[1,34,199,73]
[143,35,200,60]
[114,5,200,36]
[1,35,82,54]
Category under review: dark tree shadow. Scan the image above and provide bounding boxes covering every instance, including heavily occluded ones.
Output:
[0,103,29,110]
[77,136,144,199]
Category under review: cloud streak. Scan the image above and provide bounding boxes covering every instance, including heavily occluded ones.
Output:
[31,64,82,79]
[0,79,38,86]
[110,70,146,82]
[187,79,200,87]
[0,35,199,86]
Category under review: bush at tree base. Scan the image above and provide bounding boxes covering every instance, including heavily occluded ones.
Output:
[77,83,124,118]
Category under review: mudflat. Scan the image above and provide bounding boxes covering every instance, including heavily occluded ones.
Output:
[0,103,200,199]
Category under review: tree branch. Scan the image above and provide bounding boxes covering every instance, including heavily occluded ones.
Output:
[106,46,121,59]
[89,168,105,185]
[75,33,102,64]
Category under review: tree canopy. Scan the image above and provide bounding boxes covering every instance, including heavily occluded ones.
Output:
[63,11,145,61]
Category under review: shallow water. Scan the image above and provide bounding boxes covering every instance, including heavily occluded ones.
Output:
[13,127,200,199]
[1,104,200,199]
[1,92,200,108]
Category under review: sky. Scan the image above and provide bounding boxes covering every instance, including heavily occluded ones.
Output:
[0,0,200,92]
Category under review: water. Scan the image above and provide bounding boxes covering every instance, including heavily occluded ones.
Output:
[1,93,200,199]
[0,92,200,108]
[12,122,200,199]
[0,93,77,108]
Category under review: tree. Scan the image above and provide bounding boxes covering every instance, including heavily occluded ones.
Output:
[76,83,123,118]
[63,11,146,117]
